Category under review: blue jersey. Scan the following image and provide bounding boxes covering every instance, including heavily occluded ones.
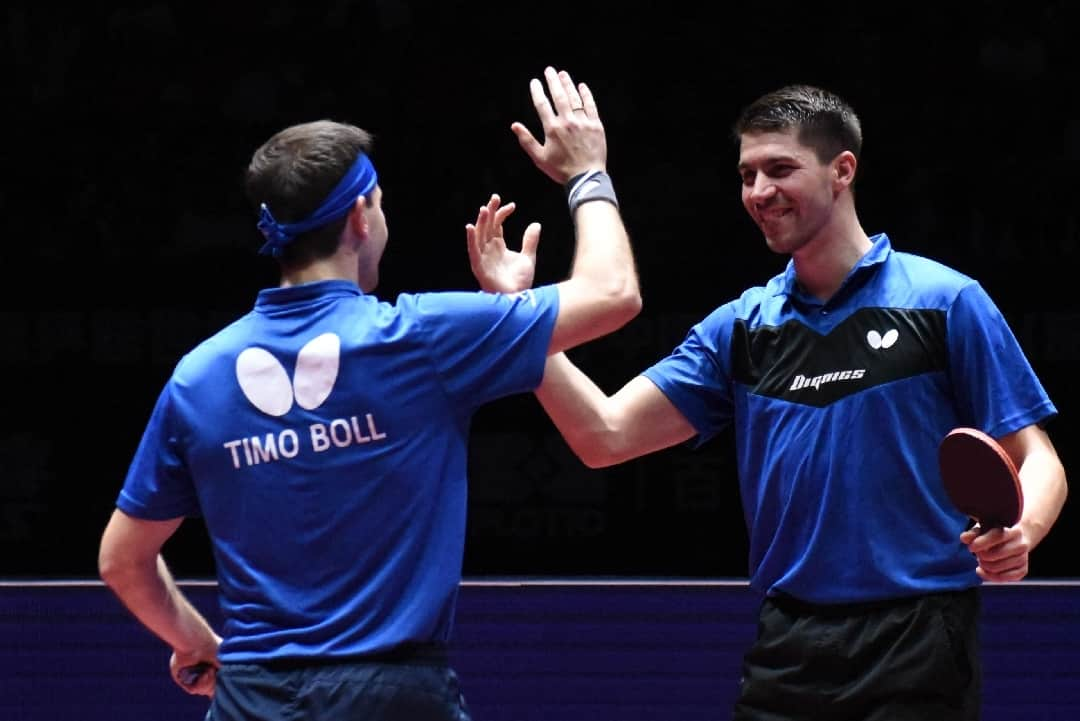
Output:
[117,280,558,662]
[643,234,1055,603]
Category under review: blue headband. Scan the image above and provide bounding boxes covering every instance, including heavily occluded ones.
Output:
[257,152,378,257]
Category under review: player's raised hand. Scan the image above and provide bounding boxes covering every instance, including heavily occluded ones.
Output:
[466,193,540,294]
[512,67,606,184]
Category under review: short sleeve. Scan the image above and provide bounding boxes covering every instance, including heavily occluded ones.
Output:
[946,282,1056,436]
[642,304,737,444]
[116,382,201,520]
[410,285,559,408]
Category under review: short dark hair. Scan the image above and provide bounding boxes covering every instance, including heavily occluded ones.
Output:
[733,85,862,165]
[245,121,374,266]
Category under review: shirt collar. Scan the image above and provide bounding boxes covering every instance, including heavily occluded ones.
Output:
[254,279,362,311]
[774,232,892,299]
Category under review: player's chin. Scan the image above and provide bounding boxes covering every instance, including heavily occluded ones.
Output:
[762,230,804,256]
[762,237,791,256]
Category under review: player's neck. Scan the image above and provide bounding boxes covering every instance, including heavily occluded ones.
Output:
[279,256,360,289]
[791,212,871,302]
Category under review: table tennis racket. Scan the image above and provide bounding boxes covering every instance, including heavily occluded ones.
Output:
[938,427,1023,530]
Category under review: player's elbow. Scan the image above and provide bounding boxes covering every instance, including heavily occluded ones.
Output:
[573,428,633,469]
[98,541,139,591]
[618,283,643,324]
[1053,460,1068,518]
[98,541,126,586]
[98,549,122,589]
[553,277,642,353]
[610,272,642,315]
[595,278,643,333]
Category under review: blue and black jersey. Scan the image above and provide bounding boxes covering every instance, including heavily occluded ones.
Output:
[644,234,1055,603]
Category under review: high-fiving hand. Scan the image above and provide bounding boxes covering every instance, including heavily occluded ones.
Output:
[466,194,539,294]
[512,67,607,185]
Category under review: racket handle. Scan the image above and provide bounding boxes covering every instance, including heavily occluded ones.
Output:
[178,662,212,686]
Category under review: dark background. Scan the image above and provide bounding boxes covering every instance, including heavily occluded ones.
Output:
[3,1,1077,579]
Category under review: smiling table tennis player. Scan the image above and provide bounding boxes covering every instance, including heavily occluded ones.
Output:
[471,83,1071,720]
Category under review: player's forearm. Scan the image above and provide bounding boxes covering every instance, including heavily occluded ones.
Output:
[1017,450,1067,548]
[102,554,218,655]
[565,200,641,333]
[536,353,621,468]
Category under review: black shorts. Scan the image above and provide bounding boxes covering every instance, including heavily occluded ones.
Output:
[732,588,981,721]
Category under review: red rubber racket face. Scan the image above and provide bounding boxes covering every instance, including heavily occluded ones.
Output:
[938,427,1023,528]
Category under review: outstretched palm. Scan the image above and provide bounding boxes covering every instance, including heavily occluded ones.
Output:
[466,194,540,294]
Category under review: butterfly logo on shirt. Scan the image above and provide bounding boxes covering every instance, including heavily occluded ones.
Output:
[235,333,340,417]
[866,328,899,350]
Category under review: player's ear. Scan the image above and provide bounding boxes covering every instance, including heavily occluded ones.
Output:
[833,151,857,191]
[348,196,368,239]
